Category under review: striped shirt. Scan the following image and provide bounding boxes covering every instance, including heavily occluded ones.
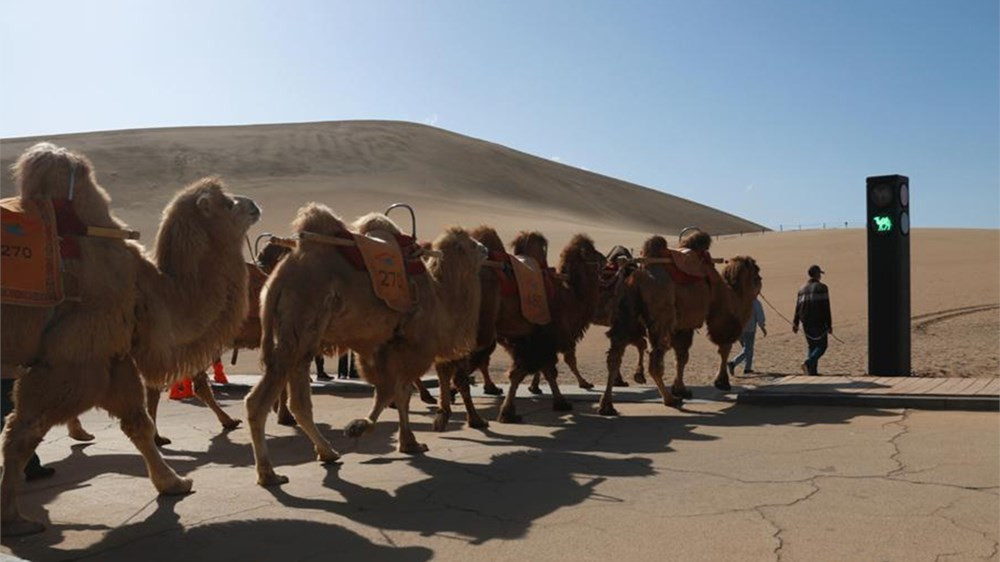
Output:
[793,279,832,336]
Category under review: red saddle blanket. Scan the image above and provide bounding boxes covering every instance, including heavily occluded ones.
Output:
[1,197,63,306]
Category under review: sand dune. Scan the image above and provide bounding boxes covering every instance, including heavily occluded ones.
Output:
[2,121,996,381]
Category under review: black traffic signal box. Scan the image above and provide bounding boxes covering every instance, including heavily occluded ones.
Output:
[866,174,911,376]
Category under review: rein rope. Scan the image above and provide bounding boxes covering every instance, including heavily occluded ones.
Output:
[759,291,845,344]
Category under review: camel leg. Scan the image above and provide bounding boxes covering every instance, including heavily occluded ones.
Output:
[67,416,95,442]
[563,348,594,390]
[713,342,734,391]
[191,371,241,431]
[345,355,394,438]
[599,337,628,416]
[647,331,676,408]
[100,358,193,495]
[246,356,294,486]
[1,365,70,537]
[497,366,528,423]
[432,363,455,432]
[144,384,174,447]
[527,371,543,395]
[455,369,488,429]
[414,379,436,405]
[632,338,647,384]
[670,329,694,400]
[542,365,573,412]
[275,387,296,427]
[393,379,427,454]
[286,360,340,463]
[479,356,503,396]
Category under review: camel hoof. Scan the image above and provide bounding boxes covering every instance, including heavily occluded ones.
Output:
[613,378,629,387]
[277,413,297,427]
[527,385,543,395]
[1,515,46,537]
[598,404,619,417]
[578,380,594,390]
[158,476,194,496]
[433,412,450,432]
[420,391,436,405]
[154,434,171,447]
[222,419,242,431]
[344,418,373,438]
[671,386,692,399]
[553,399,573,412]
[468,416,489,430]
[257,472,290,487]
[399,441,429,455]
[317,449,341,464]
[714,379,732,392]
[483,384,504,396]
[633,372,646,384]
[498,411,522,424]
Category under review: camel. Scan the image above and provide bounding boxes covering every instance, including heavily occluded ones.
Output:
[601,230,761,413]
[244,204,485,486]
[247,239,437,428]
[526,244,647,394]
[599,235,677,415]
[1,143,260,536]
[435,229,605,428]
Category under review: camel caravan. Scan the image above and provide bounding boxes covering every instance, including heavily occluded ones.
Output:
[0,142,761,535]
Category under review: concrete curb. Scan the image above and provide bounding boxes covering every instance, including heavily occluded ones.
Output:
[736,391,1000,411]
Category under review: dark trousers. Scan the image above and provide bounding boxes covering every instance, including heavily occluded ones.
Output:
[1,378,44,473]
[804,333,828,375]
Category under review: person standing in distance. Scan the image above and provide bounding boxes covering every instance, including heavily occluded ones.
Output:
[792,265,832,375]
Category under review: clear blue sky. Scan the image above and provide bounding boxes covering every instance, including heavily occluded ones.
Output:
[2,0,997,229]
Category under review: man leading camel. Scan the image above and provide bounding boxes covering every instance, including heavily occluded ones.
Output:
[792,264,833,375]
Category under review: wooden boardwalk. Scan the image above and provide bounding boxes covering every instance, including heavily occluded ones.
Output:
[738,375,999,411]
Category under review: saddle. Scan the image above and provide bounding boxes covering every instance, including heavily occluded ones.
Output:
[1,196,141,307]
[485,250,554,325]
[298,230,428,313]
[1,197,63,306]
[665,248,716,285]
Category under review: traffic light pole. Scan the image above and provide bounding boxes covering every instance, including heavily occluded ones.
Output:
[866,174,911,376]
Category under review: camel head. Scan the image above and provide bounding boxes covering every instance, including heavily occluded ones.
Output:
[559,234,606,275]
[154,177,261,273]
[11,142,116,225]
[510,230,549,268]
[426,226,488,282]
[723,256,762,296]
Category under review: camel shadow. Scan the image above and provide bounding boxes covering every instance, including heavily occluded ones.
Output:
[4,494,432,562]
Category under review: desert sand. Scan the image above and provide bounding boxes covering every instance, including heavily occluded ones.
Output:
[2,120,997,386]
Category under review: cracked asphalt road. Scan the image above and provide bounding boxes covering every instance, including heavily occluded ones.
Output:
[2,390,997,561]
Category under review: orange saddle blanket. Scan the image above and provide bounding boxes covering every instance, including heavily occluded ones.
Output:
[355,230,412,313]
[1,197,63,306]
[510,255,551,325]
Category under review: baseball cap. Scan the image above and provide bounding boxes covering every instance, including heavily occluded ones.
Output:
[808,264,825,276]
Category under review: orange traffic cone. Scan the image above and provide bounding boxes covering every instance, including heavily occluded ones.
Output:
[169,378,195,400]
[212,358,229,384]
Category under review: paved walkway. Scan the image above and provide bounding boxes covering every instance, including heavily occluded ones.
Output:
[1,388,997,561]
